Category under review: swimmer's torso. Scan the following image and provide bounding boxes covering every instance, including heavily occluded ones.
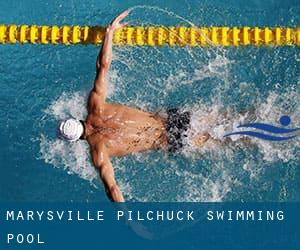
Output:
[85,92,167,156]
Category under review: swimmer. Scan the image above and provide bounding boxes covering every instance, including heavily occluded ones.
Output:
[58,11,210,202]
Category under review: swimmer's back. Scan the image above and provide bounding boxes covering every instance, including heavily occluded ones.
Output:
[86,101,168,156]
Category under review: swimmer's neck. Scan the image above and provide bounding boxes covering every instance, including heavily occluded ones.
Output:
[81,121,99,139]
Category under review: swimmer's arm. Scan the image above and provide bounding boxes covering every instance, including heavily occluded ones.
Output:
[94,11,129,99]
[92,144,125,202]
[93,29,112,99]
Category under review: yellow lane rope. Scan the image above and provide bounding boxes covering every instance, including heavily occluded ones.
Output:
[0,25,299,46]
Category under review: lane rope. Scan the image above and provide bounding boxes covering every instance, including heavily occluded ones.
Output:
[0,25,299,46]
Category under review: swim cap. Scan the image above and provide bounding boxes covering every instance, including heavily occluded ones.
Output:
[58,118,84,142]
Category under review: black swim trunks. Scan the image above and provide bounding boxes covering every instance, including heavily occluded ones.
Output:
[166,108,191,153]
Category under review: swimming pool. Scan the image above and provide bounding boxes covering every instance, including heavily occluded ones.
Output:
[0,0,299,202]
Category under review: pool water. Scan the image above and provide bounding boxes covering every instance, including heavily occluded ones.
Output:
[0,0,299,202]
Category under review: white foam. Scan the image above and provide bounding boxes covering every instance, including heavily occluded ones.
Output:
[45,92,87,120]
[38,72,300,203]
[181,89,300,163]
[39,92,98,185]
[253,90,300,162]
[39,134,97,183]
[37,7,299,202]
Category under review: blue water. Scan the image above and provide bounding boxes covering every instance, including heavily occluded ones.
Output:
[0,0,299,202]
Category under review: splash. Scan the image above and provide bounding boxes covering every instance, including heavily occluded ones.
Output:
[39,89,300,202]
[184,90,300,161]
[39,134,97,183]
[38,6,299,202]
[39,92,98,186]
[45,92,87,120]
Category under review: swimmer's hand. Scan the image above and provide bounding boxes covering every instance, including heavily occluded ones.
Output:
[107,10,129,33]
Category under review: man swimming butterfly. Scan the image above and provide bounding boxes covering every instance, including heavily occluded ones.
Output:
[58,11,210,202]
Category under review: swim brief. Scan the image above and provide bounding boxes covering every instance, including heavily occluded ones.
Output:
[166,108,191,153]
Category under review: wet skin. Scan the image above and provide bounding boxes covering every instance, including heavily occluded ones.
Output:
[80,11,209,202]
[79,11,164,203]
[84,95,168,157]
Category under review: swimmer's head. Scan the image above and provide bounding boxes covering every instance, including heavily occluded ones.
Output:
[57,118,84,142]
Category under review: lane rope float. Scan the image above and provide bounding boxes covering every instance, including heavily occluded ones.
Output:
[0,25,299,46]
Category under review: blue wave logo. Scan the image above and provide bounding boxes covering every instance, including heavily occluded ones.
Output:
[224,116,300,141]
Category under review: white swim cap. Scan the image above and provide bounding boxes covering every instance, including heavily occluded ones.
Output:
[58,118,84,142]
